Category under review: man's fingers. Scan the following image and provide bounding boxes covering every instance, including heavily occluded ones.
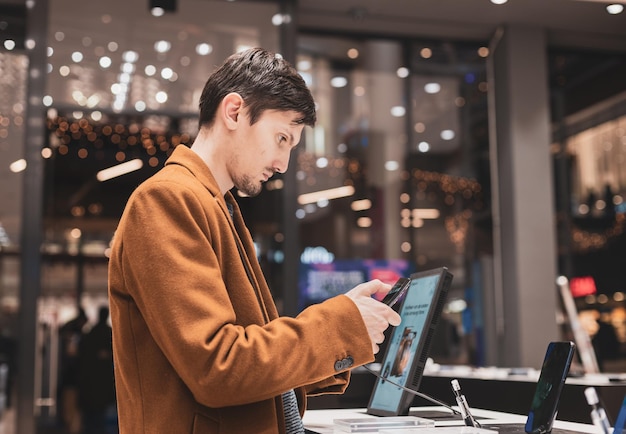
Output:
[386,310,402,327]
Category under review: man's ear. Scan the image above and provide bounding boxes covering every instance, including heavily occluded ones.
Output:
[221,92,244,130]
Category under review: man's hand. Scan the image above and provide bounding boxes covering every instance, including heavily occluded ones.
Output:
[345,280,402,354]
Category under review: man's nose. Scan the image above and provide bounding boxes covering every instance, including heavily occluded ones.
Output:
[274,148,292,174]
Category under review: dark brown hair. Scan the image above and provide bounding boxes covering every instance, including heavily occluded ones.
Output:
[198,47,316,128]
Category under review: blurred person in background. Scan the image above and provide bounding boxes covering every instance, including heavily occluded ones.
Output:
[78,305,116,434]
[58,307,88,433]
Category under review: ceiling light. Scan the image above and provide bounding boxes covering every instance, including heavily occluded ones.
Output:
[330,76,348,88]
[118,73,131,84]
[417,141,430,152]
[145,65,156,76]
[97,159,144,182]
[3,40,16,50]
[317,199,329,208]
[41,147,53,159]
[86,95,101,108]
[161,67,174,79]
[155,91,168,103]
[271,13,291,26]
[446,299,468,313]
[412,217,424,228]
[149,0,176,15]
[441,129,456,140]
[99,56,112,68]
[195,43,212,56]
[122,50,138,63]
[9,159,27,173]
[351,199,372,211]
[154,40,171,53]
[357,217,372,228]
[390,106,406,117]
[412,208,440,219]
[396,67,409,78]
[121,62,135,74]
[112,99,125,112]
[424,82,441,94]
[490,0,508,4]
[606,3,624,13]
[298,185,355,205]
[316,157,328,168]
[385,160,400,171]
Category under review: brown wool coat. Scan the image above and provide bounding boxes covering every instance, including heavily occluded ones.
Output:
[108,145,374,433]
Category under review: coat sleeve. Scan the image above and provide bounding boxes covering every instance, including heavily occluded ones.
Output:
[114,178,374,408]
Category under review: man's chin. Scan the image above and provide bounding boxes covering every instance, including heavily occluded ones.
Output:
[235,185,262,197]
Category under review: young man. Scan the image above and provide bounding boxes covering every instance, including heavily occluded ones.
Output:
[108,47,401,434]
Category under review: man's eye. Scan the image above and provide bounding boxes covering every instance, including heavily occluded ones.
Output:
[279,135,287,143]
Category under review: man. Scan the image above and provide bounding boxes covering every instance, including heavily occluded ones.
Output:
[57,307,88,433]
[78,306,116,434]
[108,47,401,434]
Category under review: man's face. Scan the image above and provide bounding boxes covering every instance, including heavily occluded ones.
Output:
[227,109,304,197]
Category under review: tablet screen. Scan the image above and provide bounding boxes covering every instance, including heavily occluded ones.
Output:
[367,267,453,416]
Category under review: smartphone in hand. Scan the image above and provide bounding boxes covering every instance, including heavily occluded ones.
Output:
[380,277,411,309]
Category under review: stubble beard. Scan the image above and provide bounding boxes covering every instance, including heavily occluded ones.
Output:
[235,173,263,197]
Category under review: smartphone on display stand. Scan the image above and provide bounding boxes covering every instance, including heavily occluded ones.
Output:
[380,277,411,309]
[524,341,576,434]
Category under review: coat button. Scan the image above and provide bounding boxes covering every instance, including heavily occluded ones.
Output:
[334,356,355,371]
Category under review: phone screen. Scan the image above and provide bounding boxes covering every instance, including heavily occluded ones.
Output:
[525,341,576,434]
[380,278,411,308]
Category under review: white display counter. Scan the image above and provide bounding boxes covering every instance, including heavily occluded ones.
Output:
[303,406,601,434]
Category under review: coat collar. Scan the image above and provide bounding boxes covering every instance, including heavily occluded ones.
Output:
[165,144,221,197]
[164,144,241,211]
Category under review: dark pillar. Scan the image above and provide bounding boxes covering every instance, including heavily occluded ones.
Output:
[17,0,49,432]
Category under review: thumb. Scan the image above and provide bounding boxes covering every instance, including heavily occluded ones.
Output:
[355,279,389,297]
[388,310,402,327]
